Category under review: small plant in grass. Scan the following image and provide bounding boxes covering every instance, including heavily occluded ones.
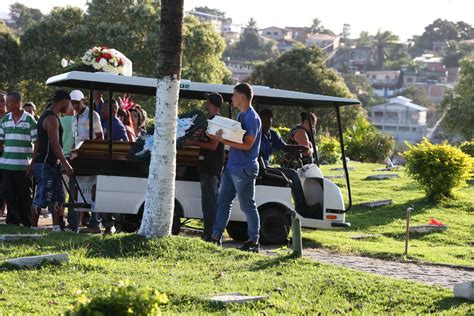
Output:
[67,281,168,316]
[318,135,341,164]
[404,139,473,200]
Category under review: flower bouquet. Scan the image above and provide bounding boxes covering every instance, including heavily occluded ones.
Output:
[61,46,132,76]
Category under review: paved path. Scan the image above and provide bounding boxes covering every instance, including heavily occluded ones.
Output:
[221,240,474,289]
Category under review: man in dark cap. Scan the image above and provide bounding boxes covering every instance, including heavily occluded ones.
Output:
[29,90,73,231]
[185,93,225,241]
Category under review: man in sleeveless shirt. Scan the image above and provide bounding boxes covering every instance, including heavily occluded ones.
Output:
[29,90,73,231]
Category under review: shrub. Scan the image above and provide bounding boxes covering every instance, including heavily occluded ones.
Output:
[459,140,474,157]
[344,117,395,163]
[404,139,473,200]
[67,282,168,316]
[318,135,341,164]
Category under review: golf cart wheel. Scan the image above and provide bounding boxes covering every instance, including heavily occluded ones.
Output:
[116,207,144,233]
[226,221,248,241]
[171,214,181,235]
[259,207,290,245]
[172,202,184,235]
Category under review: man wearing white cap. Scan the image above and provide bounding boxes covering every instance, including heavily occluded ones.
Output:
[70,90,103,147]
[68,90,103,233]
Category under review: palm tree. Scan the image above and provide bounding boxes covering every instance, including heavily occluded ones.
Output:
[138,0,184,238]
[374,30,399,69]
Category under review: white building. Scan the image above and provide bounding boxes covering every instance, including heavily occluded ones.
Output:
[260,26,292,41]
[368,96,427,143]
[224,60,255,83]
[187,11,222,32]
[305,33,340,51]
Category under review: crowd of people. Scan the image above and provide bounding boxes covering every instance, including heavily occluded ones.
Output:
[0,89,148,233]
[0,83,317,253]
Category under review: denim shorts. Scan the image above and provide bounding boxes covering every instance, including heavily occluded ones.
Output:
[32,163,65,208]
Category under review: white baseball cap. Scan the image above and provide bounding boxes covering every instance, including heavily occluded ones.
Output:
[70,90,85,101]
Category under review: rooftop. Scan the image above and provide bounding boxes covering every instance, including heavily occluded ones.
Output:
[374,96,427,111]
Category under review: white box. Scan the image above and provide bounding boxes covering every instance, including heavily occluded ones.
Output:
[207,116,246,144]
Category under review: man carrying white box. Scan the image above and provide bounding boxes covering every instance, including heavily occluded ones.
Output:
[208,83,262,253]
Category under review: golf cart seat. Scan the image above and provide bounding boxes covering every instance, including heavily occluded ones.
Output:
[257,157,291,187]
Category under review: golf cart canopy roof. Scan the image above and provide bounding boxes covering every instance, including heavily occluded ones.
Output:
[46,71,361,108]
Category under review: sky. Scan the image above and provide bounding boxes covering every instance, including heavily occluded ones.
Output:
[1,0,473,40]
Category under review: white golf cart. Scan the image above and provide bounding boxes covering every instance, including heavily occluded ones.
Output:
[46,71,360,244]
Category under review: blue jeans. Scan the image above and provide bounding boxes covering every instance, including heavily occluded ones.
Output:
[200,172,219,239]
[212,165,260,243]
[32,163,64,209]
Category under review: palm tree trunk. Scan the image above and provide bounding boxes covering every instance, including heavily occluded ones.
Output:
[138,0,184,238]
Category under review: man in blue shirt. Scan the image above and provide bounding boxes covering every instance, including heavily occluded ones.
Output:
[209,83,262,252]
[101,100,129,142]
[259,109,309,212]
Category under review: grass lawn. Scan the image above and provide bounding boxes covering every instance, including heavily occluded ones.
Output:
[307,162,474,267]
[0,233,472,314]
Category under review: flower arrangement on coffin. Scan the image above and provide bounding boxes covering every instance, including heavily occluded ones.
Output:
[131,109,208,160]
[61,46,132,76]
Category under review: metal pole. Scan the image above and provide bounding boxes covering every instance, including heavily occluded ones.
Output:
[405,207,413,256]
[89,88,94,140]
[291,215,302,258]
[108,88,113,160]
[335,105,352,213]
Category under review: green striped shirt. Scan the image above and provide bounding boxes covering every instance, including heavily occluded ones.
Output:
[0,111,37,171]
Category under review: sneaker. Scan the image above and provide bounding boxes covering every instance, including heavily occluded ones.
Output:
[206,236,222,247]
[238,241,260,253]
[103,226,116,235]
[79,227,101,234]
[62,226,79,233]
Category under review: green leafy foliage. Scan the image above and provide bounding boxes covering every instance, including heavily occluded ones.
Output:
[440,57,474,139]
[67,281,168,316]
[404,139,473,200]
[344,117,394,163]
[415,18,474,51]
[248,46,364,135]
[182,16,232,84]
[318,135,341,164]
[459,140,474,157]
[12,1,229,114]
[224,18,278,61]
[0,31,22,90]
[271,126,291,166]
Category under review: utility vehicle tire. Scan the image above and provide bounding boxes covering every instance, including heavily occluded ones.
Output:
[259,207,290,245]
[226,221,248,241]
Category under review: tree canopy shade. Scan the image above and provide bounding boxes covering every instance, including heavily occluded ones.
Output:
[0,30,22,90]
[8,2,43,34]
[416,19,474,51]
[440,57,474,140]
[12,0,229,113]
[182,16,232,84]
[248,46,364,134]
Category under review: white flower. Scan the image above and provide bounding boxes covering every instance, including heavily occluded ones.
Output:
[99,58,107,67]
[92,62,101,70]
[61,58,68,68]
